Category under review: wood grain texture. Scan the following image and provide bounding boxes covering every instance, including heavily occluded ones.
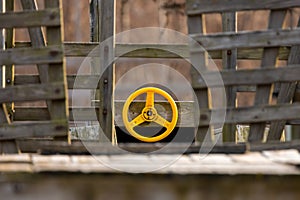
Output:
[191,28,300,51]
[45,0,69,139]
[0,121,68,140]
[249,10,286,142]
[222,12,237,142]
[0,46,63,65]
[14,42,291,60]
[0,8,60,28]
[187,13,212,143]
[0,83,65,103]
[0,0,18,154]
[186,0,300,14]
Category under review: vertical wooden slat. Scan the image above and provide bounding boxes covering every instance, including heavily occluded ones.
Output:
[268,17,300,141]
[5,0,14,121]
[0,0,18,154]
[91,0,115,142]
[222,12,237,142]
[248,10,287,143]
[44,0,69,140]
[188,14,212,143]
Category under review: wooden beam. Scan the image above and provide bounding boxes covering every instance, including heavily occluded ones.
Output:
[199,103,300,126]
[0,0,18,154]
[0,121,68,140]
[45,0,69,139]
[222,12,237,142]
[194,65,300,88]
[0,83,65,103]
[0,46,63,65]
[191,28,300,51]
[186,0,300,15]
[0,8,60,28]
[14,42,291,60]
[96,0,115,142]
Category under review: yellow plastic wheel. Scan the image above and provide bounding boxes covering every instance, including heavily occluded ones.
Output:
[122,87,178,143]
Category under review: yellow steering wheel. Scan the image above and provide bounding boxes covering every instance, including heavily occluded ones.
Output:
[122,87,178,143]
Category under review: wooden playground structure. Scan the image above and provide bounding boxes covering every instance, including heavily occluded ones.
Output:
[1,0,300,199]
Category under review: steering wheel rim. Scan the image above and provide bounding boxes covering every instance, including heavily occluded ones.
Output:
[122,87,178,143]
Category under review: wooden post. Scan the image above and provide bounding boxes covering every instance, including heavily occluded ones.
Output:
[188,14,212,143]
[222,12,237,142]
[90,0,115,143]
[44,0,69,141]
[4,0,14,122]
[0,0,18,153]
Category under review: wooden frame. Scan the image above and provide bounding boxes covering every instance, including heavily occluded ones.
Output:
[0,0,69,153]
[186,0,300,143]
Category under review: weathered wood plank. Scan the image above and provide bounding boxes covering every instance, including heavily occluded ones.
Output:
[191,28,300,51]
[15,65,300,91]
[0,46,63,65]
[222,12,237,142]
[16,140,247,154]
[249,10,286,142]
[268,19,300,141]
[97,0,115,142]
[21,0,53,122]
[0,0,18,154]
[14,42,291,60]
[45,0,69,139]
[187,13,212,142]
[199,103,300,126]
[0,83,65,103]
[0,8,60,28]
[0,121,68,140]
[194,65,300,88]
[15,74,99,89]
[14,107,99,122]
[186,0,300,15]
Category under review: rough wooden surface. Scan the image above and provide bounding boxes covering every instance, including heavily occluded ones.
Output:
[191,28,300,51]
[249,10,286,142]
[187,0,300,14]
[15,42,291,60]
[0,8,60,28]
[1,149,300,175]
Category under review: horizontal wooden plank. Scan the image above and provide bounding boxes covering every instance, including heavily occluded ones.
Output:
[186,0,300,15]
[191,29,300,51]
[16,140,247,154]
[15,75,99,89]
[14,107,99,121]
[0,83,65,103]
[14,42,291,60]
[0,46,63,65]
[199,103,300,126]
[14,102,300,127]
[194,65,300,89]
[16,65,299,91]
[15,139,300,155]
[14,101,194,127]
[0,8,60,28]
[0,121,68,140]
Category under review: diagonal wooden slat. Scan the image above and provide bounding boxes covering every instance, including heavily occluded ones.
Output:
[248,10,287,142]
[268,18,300,141]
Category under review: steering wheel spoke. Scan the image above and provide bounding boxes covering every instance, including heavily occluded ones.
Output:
[129,114,145,128]
[154,114,171,129]
[145,91,155,107]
